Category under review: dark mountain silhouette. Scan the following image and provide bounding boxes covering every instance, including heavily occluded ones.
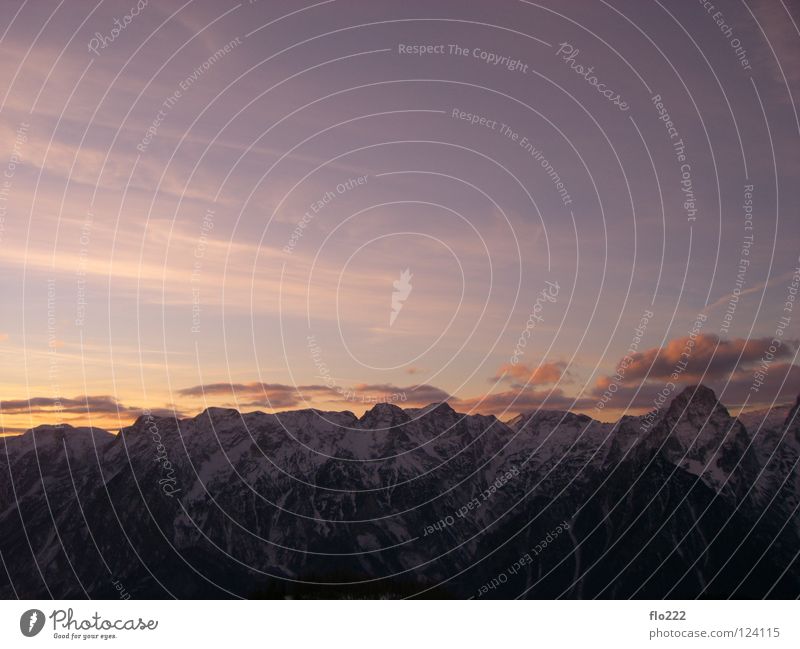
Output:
[1,385,798,599]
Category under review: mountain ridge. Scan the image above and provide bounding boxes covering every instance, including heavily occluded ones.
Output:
[1,384,798,599]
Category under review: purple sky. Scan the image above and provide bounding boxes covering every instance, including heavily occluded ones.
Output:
[1,0,799,432]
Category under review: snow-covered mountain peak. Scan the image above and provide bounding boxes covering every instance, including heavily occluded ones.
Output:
[665,384,727,421]
[358,402,410,429]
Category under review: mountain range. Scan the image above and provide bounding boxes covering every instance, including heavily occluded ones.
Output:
[1,385,798,598]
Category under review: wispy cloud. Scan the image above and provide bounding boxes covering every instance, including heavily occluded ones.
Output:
[176,380,451,410]
[0,394,182,417]
[490,360,566,386]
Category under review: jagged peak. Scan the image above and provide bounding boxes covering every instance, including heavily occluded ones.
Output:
[666,384,727,419]
[274,408,358,427]
[128,408,181,425]
[366,402,406,415]
[23,423,111,438]
[197,407,241,420]
[784,394,800,428]
[358,402,410,427]
[420,401,457,416]
[679,383,718,402]
[509,409,592,431]
[27,422,74,434]
[12,424,113,453]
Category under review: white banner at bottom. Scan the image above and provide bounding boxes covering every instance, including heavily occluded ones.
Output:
[1,600,796,648]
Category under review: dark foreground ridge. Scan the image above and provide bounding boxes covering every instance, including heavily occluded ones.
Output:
[1,386,799,598]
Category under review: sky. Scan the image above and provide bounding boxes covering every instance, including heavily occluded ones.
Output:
[1,0,799,433]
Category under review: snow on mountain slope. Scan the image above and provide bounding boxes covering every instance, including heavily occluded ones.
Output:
[1,386,797,598]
